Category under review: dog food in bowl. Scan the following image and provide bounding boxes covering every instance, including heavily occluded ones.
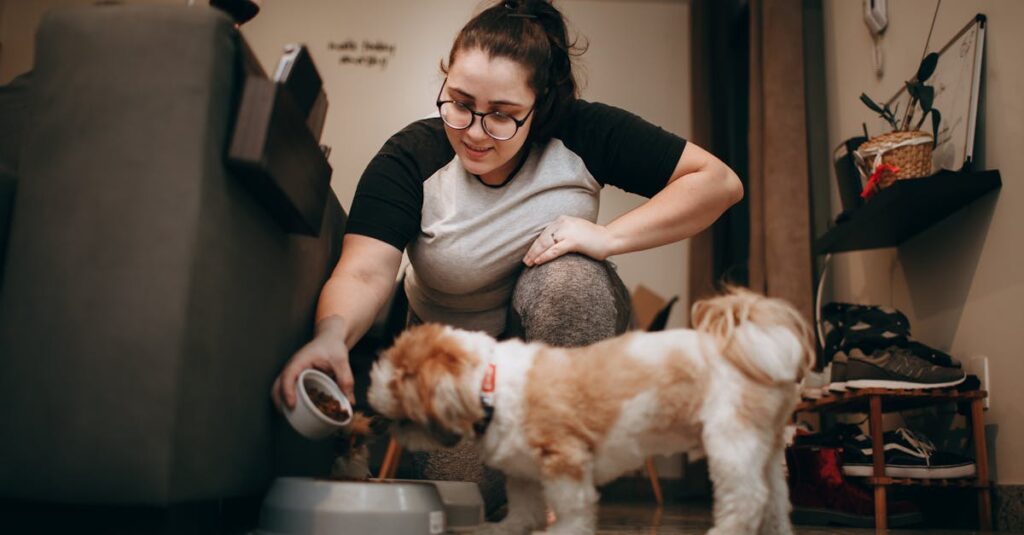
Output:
[309,387,351,422]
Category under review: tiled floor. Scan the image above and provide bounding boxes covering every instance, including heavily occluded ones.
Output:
[592,502,1015,534]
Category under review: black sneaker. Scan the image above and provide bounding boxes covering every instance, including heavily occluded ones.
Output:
[842,428,976,479]
[845,346,965,389]
[828,352,849,392]
[821,302,960,369]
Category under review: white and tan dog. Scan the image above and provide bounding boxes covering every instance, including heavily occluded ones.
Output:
[368,288,813,535]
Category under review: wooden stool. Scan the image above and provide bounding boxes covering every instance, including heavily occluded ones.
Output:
[378,436,402,479]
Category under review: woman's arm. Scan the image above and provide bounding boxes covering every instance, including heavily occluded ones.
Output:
[316,234,405,347]
[523,142,743,265]
[603,142,744,254]
[272,234,402,409]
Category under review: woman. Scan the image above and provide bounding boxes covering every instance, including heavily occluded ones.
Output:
[271,0,742,510]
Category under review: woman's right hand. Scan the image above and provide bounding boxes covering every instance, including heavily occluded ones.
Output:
[271,315,355,411]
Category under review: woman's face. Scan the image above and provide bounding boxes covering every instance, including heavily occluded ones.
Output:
[442,47,536,185]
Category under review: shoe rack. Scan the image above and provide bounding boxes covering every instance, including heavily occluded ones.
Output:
[795,388,991,531]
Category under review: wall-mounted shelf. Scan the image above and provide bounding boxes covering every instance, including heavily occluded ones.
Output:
[815,170,1002,254]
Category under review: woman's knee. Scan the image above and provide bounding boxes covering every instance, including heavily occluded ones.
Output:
[511,254,631,346]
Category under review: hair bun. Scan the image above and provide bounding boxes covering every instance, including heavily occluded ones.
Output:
[504,0,551,12]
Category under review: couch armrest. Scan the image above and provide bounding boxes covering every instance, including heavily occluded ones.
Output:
[0,4,345,506]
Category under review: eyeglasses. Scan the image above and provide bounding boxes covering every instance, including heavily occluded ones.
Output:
[435,79,535,141]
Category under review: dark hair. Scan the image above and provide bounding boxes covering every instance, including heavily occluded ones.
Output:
[442,0,587,145]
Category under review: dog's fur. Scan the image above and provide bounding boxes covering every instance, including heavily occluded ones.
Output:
[330,412,375,481]
[368,288,813,535]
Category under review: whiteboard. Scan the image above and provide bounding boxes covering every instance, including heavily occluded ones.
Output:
[883,14,986,172]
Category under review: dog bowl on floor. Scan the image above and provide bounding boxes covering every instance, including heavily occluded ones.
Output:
[255,477,446,535]
[382,479,484,532]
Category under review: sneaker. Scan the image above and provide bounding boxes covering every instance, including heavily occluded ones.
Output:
[905,340,960,368]
[822,302,960,369]
[828,352,849,392]
[845,346,966,389]
[841,428,977,479]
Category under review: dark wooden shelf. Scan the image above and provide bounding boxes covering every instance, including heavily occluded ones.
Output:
[815,169,1002,254]
[796,387,987,414]
[863,476,989,488]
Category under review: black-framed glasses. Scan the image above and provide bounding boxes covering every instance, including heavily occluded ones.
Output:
[435,80,535,141]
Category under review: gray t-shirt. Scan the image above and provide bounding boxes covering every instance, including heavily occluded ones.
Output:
[347,100,687,335]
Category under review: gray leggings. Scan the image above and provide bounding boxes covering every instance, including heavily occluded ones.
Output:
[409,254,633,514]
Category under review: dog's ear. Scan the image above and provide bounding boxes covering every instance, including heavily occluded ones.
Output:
[408,326,484,438]
[370,324,453,421]
[386,324,468,375]
[381,324,483,436]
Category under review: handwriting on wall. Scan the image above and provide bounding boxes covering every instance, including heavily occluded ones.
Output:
[328,40,396,69]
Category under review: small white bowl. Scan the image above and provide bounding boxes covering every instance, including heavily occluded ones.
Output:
[285,369,353,439]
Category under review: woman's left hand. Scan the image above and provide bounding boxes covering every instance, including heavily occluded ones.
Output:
[523,215,618,267]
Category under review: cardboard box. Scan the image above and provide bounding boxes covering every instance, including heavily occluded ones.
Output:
[631,284,679,332]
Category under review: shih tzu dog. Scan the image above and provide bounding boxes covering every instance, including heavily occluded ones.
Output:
[368,288,813,535]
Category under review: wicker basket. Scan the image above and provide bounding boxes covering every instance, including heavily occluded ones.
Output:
[855,130,933,186]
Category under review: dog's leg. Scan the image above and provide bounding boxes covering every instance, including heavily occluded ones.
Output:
[538,475,598,535]
[473,477,546,535]
[758,442,794,535]
[703,424,771,535]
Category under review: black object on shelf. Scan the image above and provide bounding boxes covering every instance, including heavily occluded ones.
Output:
[274,44,329,142]
[815,169,1001,254]
[833,135,867,213]
[228,76,332,236]
[210,0,260,24]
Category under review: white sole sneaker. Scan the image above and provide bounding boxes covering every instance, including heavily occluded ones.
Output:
[843,462,977,479]
[844,376,965,390]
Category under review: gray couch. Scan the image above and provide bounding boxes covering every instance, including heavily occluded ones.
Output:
[0,4,345,519]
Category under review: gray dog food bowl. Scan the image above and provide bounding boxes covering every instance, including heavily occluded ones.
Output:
[384,479,484,532]
[254,477,447,535]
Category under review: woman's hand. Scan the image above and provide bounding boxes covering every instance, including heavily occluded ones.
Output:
[523,215,619,266]
[271,315,355,411]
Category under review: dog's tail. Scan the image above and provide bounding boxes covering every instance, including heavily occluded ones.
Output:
[691,286,815,385]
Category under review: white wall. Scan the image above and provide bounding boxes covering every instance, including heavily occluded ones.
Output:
[241,0,692,330]
[823,0,1024,484]
[563,0,691,329]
